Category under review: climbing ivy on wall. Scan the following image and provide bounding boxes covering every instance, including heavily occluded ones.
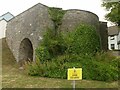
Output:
[48,7,66,31]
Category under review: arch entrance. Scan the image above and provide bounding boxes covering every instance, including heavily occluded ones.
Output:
[19,38,33,64]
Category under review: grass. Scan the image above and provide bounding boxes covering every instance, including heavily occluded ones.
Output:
[1,38,119,88]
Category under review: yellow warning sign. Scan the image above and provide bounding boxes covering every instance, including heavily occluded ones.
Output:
[67,68,82,80]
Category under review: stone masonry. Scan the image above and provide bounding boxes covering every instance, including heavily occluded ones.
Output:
[6,3,108,62]
[6,3,54,62]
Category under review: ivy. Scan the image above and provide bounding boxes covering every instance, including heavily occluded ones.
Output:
[48,7,66,31]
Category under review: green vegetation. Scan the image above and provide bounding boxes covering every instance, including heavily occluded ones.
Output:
[28,53,119,81]
[48,7,66,30]
[2,38,118,88]
[27,24,119,81]
[64,24,101,55]
[102,1,120,26]
[1,7,119,88]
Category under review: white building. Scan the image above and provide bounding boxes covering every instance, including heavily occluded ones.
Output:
[0,19,7,39]
[0,12,14,39]
[108,26,120,50]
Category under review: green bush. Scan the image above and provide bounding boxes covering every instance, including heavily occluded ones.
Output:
[27,24,118,81]
[27,57,45,76]
[64,24,101,55]
[27,53,119,81]
[82,59,118,81]
[35,46,50,63]
[48,7,66,29]
[40,28,67,57]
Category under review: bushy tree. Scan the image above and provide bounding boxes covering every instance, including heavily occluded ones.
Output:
[102,1,120,26]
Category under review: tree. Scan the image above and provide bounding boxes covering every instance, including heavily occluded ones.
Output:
[102,1,120,26]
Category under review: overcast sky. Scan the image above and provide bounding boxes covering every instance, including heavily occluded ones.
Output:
[0,0,114,26]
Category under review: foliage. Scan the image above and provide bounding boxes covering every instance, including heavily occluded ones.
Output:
[48,7,66,30]
[64,24,101,55]
[27,23,118,81]
[28,53,119,81]
[35,46,50,63]
[102,1,120,26]
[36,24,100,60]
[27,57,46,76]
[2,37,118,88]
[40,28,67,57]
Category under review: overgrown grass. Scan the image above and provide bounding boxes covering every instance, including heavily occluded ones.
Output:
[1,38,119,88]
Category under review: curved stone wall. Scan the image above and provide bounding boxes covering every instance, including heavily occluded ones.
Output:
[60,9,99,33]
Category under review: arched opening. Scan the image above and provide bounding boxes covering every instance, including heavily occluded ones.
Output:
[19,38,33,65]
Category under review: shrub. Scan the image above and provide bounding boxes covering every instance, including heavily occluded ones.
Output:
[39,28,67,57]
[64,24,101,55]
[35,46,50,63]
[27,24,118,82]
[48,7,66,30]
[27,53,119,81]
[27,57,46,76]
[82,59,118,81]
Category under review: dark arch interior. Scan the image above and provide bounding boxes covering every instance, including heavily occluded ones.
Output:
[19,38,33,63]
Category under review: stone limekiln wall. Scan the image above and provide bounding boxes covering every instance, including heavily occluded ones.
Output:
[6,3,54,62]
[59,9,108,50]
[6,3,108,62]
[60,10,99,32]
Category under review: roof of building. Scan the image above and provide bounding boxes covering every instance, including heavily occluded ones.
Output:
[0,12,14,21]
[108,26,120,36]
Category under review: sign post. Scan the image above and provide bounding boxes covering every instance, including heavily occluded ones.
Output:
[73,80,75,90]
[73,67,76,90]
[67,67,82,90]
